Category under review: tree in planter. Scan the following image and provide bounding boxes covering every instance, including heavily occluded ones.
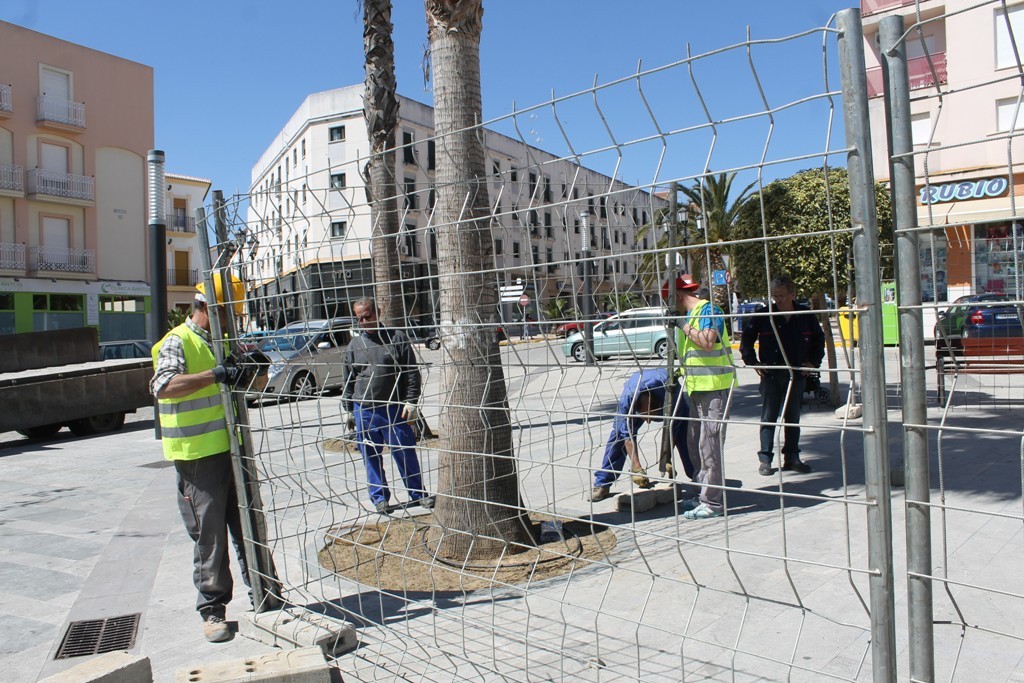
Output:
[363,0,404,327]
[425,0,533,559]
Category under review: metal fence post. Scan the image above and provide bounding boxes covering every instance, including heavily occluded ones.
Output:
[197,203,282,613]
[837,9,897,681]
[880,14,935,680]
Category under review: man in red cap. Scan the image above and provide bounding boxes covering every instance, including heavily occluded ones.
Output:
[674,275,736,520]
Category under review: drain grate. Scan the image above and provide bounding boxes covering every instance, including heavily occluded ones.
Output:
[55,613,141,659]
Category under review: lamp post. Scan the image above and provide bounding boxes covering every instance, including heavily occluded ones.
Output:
[580,210,594,365]
[147,150,167,343]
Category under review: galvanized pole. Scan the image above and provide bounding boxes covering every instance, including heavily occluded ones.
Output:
[837,9,897,681]
[661,183,680,477]
[881,15,935,680]
[580,211,595,365]
[197,203,281,613]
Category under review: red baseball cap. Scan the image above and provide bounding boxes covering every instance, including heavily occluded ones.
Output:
[662,274,700,300]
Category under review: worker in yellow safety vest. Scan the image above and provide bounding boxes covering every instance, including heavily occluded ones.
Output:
[673,273,736,521]
[149,276,246,643]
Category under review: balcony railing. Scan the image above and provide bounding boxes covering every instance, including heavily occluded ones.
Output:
[0,84,11,114]
[862,0,920,16]
[167,214,196,233]
[0,163,23,192]
[867,51,947,98]
[37,95,85,128]
[27,168,94,201]
[29,245,95,273]
[0,242,25,270]
[167,268,199,286]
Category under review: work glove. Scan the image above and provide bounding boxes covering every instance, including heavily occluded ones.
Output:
[341,410,356,431]
[630,467,651,489]
[211,357,242,385]
[661,462,676,480]
[401,402,420,423]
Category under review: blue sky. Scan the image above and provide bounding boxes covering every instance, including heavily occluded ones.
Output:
[1,0,855,200]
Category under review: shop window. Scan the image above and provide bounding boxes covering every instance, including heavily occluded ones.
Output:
[918,229,948,303]
[0,292,14,335]
[32,293,84,331]
[975,222,1024,296]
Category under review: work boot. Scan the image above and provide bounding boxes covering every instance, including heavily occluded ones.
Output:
[416,495,435,510]
[758,461,773,476]
[202,615,231,643]
[588,486,611,502]
[782,459,812,474]
[374,499,390,513]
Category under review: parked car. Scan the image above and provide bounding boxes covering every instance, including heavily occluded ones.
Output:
[99,339,153,360]
[934,294,1020,356]
[554,312,614,338]
[408,327,441,350]
[249,318,355,401]
[562,308,674,362]
[238,330,271,353]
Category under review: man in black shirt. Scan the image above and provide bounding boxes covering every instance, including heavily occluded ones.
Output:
[739,275,825,475]
[342,298,433,512]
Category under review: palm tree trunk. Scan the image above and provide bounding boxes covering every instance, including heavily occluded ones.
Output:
[425,0,533,559]
[364,0,403,327]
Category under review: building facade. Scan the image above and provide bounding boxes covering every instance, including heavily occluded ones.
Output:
[0,20,154,340]
[247,85,663,328]
[862,0,1024,328]
[164,173,211,313]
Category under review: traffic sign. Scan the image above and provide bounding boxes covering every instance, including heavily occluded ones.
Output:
[712,269,729,286]
[518,293,530,307]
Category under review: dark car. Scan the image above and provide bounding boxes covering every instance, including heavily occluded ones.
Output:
[935,294,1020,356]
[99,339,153,360]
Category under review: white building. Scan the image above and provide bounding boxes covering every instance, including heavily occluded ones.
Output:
[247,85,663,327]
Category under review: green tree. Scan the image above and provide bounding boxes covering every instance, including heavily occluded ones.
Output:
[730,167,893,303]
[425,0,533,560]
[541,297,571,322]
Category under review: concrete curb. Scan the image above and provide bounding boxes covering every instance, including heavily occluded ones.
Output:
[174,647,330,683]
[38,652,152,683]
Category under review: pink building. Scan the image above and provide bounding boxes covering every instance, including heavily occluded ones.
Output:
[863,0,1024,314]
[0,20,154,338]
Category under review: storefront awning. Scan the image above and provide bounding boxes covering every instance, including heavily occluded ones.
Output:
[916,197,1024,228]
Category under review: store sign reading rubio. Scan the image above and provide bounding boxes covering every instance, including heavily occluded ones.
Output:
[919,176,1009,205]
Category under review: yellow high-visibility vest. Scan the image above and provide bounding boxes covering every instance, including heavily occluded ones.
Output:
[677,300,736,394]
[152,324,229,461]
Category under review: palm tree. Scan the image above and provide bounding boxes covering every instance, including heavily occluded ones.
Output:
[363,0,403,326]
[425,0,534,559]
[681,172,756,310]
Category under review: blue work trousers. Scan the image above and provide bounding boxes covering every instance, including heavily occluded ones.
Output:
[354,403,425,506]
[594,394,692,487]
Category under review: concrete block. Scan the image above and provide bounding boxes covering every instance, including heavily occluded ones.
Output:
[835,403,863,419]
[238,609,356,658]
[616,488,657,513]
[175,647,330,683]
[39,652,152,683]
[653,483,678,505]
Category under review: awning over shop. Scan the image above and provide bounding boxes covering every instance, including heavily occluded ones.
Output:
[916,197,1024,228]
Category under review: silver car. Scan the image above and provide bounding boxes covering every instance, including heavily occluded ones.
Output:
[249,318,355,401]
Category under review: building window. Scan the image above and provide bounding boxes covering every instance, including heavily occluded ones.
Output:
[532,245,540,263]
[513,242,521,259]
[911,112,932,145]
[302,184,307,205]
[427,140,436,171]
[329,125,346,142]
[405,232,418,257]
[403,131,416,165]
[428,186,437,211]
[495,238,504,255]
[587,194,594,215]
[574,219,580,234]
[543,177,552,202]
[493,160,501,177]
[600,197,607,218]
[996,5,1024,70]
[330,173,346,189]
[997,97,1024,131]
[301,139,306,158]
[529,172,538,195]
[330,221,346,239]
[511,168,518,183]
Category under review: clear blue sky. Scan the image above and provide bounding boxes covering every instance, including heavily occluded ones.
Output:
[1,0,856,200]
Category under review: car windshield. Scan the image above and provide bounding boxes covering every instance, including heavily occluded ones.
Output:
[259,332,311,352]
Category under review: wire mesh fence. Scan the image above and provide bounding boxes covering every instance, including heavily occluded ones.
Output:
[190,3,1023,680]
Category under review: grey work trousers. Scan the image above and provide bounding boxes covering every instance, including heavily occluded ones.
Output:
[686,389,727,511]
[174,451,250,618]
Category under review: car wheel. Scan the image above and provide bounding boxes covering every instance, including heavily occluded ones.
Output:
[291,373,317,400]
[816,388,831,405]
[571,342,589,363]
[427,337,441,351]
[17,423,63,439]
[655,339,668,359]
[70,412,126,436]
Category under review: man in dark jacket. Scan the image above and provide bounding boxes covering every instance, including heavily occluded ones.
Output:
[342,298,433,512]
[739,275,825,475]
